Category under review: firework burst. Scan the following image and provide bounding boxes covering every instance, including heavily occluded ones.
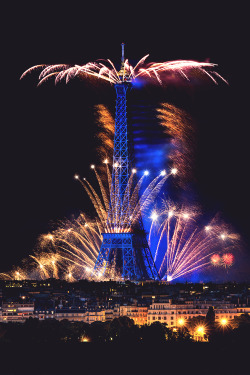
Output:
[0,164,172,281]
[20,52,227,88]
[221,253,235,268]
[150,200,240,282]
[210,253,221,267]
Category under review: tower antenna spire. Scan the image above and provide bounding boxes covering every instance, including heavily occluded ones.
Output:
[118,43,128,81]
[121,42,125,65]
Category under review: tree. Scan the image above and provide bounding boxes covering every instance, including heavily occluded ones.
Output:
[230,313,250,329]
[105,316,140,343]
[176,326,193,342]
[89,321,107,343]
[140,322,168,343]
[205,306,215,325]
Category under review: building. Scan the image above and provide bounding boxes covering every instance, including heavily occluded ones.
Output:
[33,306,114,323]
[147,299,250,327]
[119,305,148,325]
[55,307,86,322]
[1,301,34,322]
[1,292,250,327]
[84,308,106,323]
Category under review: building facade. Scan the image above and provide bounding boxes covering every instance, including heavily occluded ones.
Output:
[119,305,148,325]
[1,298,250,327]
[1,302,34,322]
[147,299,250,327]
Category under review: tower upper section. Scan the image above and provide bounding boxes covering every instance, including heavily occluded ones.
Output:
[118,43,132,83]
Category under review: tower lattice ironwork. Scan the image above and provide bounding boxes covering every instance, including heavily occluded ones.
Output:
[93,44,159,281]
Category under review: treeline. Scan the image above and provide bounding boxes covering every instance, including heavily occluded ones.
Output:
[0,313,250,344]
[0,316,191,344]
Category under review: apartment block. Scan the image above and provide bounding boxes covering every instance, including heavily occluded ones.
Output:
[147,299,250,327]
[1,301,34,322]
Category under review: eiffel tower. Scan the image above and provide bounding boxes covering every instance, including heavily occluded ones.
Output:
[93,44,159,281]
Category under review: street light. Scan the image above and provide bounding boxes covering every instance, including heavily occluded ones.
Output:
[178,318,185,327]
[194,325,206,342]
[219,317,229,329]
[196,325,205,335]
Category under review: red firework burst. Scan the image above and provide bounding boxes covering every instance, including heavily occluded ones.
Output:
[222,253,234,268]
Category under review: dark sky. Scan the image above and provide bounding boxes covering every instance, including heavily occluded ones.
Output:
[1,2,249,276]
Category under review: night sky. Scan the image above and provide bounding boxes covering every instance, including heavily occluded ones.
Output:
[1,3,249,279]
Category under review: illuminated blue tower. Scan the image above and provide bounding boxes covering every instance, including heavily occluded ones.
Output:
[93,44,159,281]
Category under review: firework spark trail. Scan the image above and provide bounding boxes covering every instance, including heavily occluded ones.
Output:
[94,104,115,162]
[107,169,136,230]
[156,103,195,187]
[130,173,169,227]
[76,176,107,228]
[20,65,47,80]
[77,165,170,233]
[150,202,240,281]
[39,65,70,80]
[29,255,50,279]
[54,216,101,256]
[0,267,29,281]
